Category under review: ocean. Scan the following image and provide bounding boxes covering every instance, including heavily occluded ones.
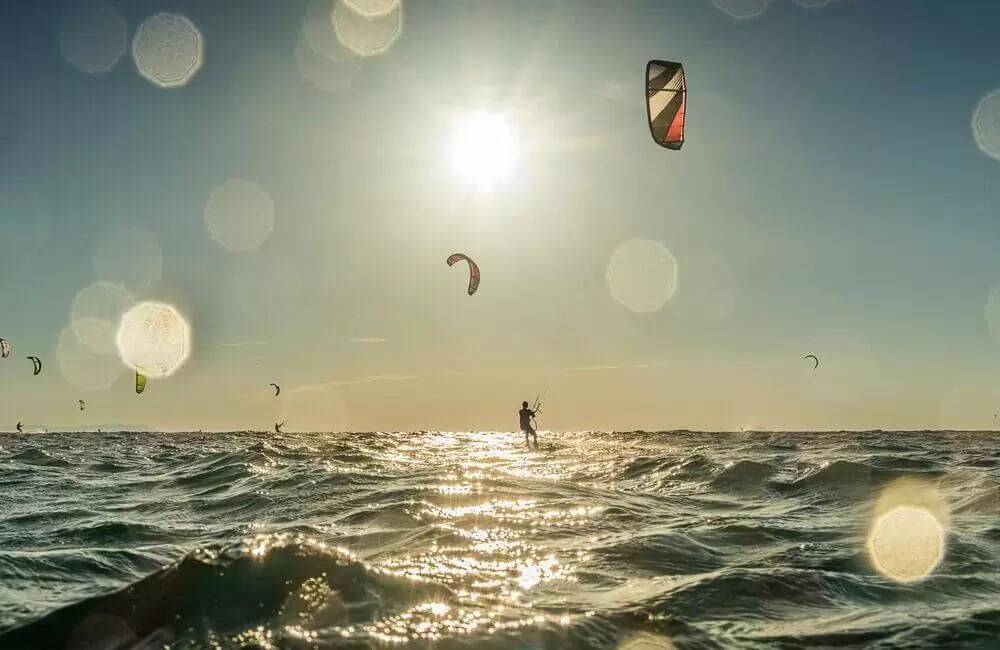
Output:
[0,430,998,649]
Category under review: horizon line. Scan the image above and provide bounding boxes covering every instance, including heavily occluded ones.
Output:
[5,428,1000,435]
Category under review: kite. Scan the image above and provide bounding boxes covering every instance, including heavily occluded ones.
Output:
[270,382,281,397]
[26,356,41,375]
[135,369,146,395]
[0,338,9,358]
[447,253,480,296]
[78,400,85,412]
[804,354,819,370]
[646,59,686,150]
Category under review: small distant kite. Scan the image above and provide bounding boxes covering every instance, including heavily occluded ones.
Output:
[447,253,480,296]
[135,369,146,395]
[26,356,41,375]
[78,400,85,412]
[804,354,819,370]
[646,59,686,150]
[0,338,9,358]
[270,382,281,397]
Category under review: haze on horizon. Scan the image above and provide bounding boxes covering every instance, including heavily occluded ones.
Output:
[1,0,1000,433]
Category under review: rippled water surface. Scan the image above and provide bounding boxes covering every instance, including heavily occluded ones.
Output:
[1,430,999,649]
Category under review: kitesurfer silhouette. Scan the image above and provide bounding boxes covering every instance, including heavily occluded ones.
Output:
[274,421,284,434]
[519,401,538,449]
[16,421,22,433]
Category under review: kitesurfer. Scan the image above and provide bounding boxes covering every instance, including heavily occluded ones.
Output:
[15,421,22,433]
[274,421,284,434]
[519,401,538,449]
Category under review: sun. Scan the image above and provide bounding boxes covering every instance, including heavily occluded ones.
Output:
[449,110,517,189]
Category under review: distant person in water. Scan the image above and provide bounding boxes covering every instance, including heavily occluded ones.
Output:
[519,401,538,449]
[16,421,22,433]
[274,421,284,434]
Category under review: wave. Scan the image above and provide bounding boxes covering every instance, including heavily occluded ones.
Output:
[1,431,1000,648]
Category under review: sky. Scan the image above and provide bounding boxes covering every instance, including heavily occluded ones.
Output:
[1,0,1000,432]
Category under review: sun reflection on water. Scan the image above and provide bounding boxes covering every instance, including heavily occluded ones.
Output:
[215,435,615,645]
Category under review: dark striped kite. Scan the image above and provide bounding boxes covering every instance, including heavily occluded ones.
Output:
[447,253,480,296]
[646,60,686,150]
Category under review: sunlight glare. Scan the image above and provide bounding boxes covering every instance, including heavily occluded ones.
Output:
[115,300,192,379]
[333,0,404,57]
[605,239,679,313]
[865,477,949,583]
[449,111,517,189]
[713,0,774,19]
[132,13,204,88]
[203,178,275,252]
[58,1,127,74]
[972,88,1000,162]
[71,281,135,354]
